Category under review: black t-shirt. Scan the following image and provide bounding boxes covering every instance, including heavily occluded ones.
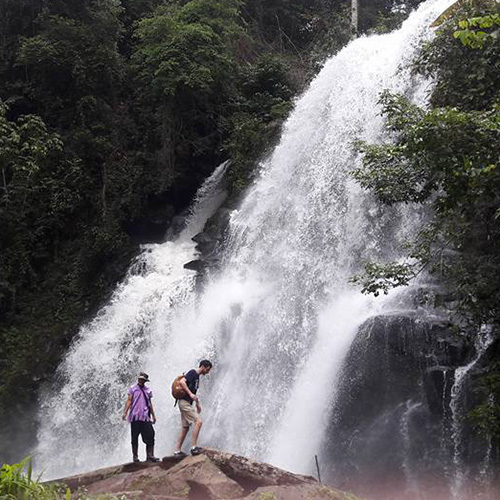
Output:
[183,369,199,404]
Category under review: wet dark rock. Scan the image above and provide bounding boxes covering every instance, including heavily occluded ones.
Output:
[165,214,189,241]
[323,310,478,490]
[192,232,213,244]
[456,336,500,463]
[183,208,232,278]
[204,208,232,242]
[424,365,455,415]
[201,209,231,255]
[183,260,206,272]
[192,232,218,255]
[196,241,217,255]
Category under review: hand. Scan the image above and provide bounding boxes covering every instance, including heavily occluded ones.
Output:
[196,403,202,414]
[191,394,199,402]
[152,415,157,424]
[122,413,127,421]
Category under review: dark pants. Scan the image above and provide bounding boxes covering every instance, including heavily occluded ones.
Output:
[131,420,155,447]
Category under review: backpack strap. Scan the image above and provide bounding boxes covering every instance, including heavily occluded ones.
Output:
[138,385,152,417]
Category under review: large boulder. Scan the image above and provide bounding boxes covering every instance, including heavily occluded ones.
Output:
[162,454,244,499]
[321,304,495,499]
[52,449,362,500]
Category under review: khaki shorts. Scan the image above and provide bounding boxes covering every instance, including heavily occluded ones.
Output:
[178,399,198,428]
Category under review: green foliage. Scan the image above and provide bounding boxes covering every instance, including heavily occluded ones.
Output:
[130,0,243,195]
[0,457,66,499]
[431,0,467,27]
[356,91,500,209]
[132,0,241,99]
[0,457,127,499]
[361,0,425,33]
[0,101,69,306]
[224,54,296,193]
[468,366,500,438]
[0,0,143,464]
[350,262,417,296]
[454,13,500,48]
[353,0,500,325]
[17,1,125,120]
[416,0,500,110]
[241,0,352,67]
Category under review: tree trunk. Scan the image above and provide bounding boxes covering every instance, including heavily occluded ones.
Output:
[351,0,358,38]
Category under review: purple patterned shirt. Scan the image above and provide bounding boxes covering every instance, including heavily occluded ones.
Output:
[127,384,153,422]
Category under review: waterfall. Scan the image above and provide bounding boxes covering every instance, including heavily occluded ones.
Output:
[450,327,494,500]
[35,162,229,477]
[401,401,423,498]
[35,0,456,484]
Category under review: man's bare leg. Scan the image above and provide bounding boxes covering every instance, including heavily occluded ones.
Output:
[175,427,189,452]
[191,418,203,448]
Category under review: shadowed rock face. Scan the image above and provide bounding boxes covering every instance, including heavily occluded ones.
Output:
[322,311,498,500]
[52,448,361,500]
[324,314,466,474]
[183,208,232,276]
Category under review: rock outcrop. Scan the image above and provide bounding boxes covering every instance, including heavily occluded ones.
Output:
[321,287,498,499]
[54,449,361,500]
[183,208,232,275]
[324,312,470,480]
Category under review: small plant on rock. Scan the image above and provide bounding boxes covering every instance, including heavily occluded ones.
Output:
[0,457,66,499]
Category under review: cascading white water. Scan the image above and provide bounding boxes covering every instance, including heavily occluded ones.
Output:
[35,162,229,476]
[401,401,423,498]
[450,326,494,500]
[35,0,456,483]
[479,394,494,491]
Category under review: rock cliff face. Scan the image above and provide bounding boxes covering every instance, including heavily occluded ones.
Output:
[324,313,465,471]
[184,208,232,276]
[322,291,499,500]
[54,449,361,500]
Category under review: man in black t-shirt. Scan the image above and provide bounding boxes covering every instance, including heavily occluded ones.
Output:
[174,359,212,457]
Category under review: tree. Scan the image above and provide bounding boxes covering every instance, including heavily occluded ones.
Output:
[131,0,243,189]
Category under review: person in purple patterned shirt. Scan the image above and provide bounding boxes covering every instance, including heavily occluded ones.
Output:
[122,372,159,463]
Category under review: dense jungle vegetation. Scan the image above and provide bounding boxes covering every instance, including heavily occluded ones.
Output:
[0,0,422,462]
[354,0,500,440]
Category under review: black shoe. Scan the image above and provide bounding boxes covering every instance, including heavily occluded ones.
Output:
[173,450,187,459]
[190,446,204,456]
[133,456,140,463]
[146,445,159,462]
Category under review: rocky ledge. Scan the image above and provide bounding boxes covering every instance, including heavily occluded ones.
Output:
[54,448,361,500]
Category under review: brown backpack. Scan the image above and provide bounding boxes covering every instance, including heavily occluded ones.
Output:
[171,374,187,400]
